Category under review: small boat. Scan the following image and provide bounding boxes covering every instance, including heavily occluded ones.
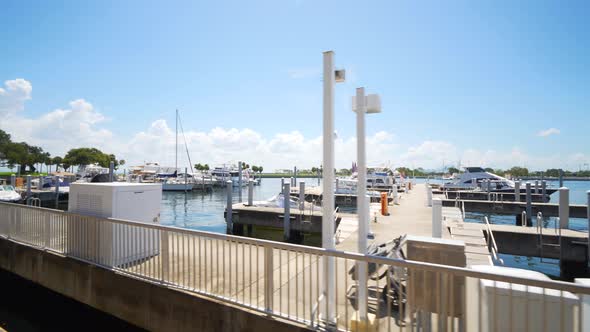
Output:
[442,167,557,195]
[0,185,22,202]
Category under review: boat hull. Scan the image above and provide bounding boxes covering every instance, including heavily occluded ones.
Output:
[162,183,193,191]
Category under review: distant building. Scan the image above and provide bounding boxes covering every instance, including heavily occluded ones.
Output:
[274,169,293,174]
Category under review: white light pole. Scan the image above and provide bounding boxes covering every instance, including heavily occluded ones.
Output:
[321,50,345,324]
[353,87,381,320]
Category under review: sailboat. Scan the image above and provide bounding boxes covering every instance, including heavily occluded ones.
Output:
[161,110,195,191]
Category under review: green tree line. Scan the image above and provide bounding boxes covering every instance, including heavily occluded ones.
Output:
[0,128,122,174]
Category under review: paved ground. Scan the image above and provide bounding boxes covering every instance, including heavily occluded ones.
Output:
[124,183,479,331]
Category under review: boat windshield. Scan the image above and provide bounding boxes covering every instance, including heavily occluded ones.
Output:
[1,185,15,191]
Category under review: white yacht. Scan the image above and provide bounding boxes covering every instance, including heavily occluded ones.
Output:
[349,167,397,191]
[76,163,110,182]
[0,185,21,202]
[442,167,557,194]
[211,165,250,186]
[335,178,385,198]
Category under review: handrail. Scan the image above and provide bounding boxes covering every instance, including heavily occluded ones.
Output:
[483,216,503,265]
[1,201,588,294]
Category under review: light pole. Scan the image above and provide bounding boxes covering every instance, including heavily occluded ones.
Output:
[353,87,381,320]
[322,50,345,324]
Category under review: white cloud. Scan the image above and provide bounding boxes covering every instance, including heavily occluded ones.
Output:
[0,79,113,156]
[537,128,560,137]
[0,78,587,172]
[0,78,32,116]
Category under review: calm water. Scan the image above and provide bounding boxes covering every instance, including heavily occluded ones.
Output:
[159,177,323,233]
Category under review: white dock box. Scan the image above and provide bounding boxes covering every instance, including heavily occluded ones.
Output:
[467,265,579,332]
[68,182,162,267]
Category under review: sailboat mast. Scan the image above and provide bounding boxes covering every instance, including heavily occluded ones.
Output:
[175,109,178,171]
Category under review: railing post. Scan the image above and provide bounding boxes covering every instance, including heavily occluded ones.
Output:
[226,180,233,233]
[283,183,291,241]
[432,198,442,238]
[526,182,532,225]
[514,181,520,202]
[559,187,569,229]
[264,246,274,313]
[44,213,51,248]
[161,230,169,282]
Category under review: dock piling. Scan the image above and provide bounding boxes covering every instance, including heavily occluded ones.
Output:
[526,183,532,225]
[26,175,31,201]
[542,180,547,199]
[238,162,243,202]
[427,185,433,207]
[293,166,297,187]
[559,169,564,188]
[10,174,16,186]
[109,161,114,182]
[37,175,43,190]
[393,184,400,205]
[535,180,539,194]
[432,198,442,238]
[54,176,60,209]
[248,180,253,206]
[226,180,233,233]
[299,181,305,211]
[559,187,569,229]
[335,178,339,193]
[514,181,521,202]
[281,178,284,192]
[587,190,589,265]
[283,183,290,241]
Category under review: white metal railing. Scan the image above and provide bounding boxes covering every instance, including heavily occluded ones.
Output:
[483,216,504,265]
[1,201,590,331]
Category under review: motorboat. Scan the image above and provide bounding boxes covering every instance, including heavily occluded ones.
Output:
[0,185,21,202]
[211,165,251,186]
[76,163,110,182]
[335,178,386,198]
[348,166,398,192]
[442,167,557,195]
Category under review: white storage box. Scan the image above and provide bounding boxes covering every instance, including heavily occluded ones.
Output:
[67,182,162,267]
[468,265,579,332]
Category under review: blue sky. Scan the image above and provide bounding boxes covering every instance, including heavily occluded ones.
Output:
[0,1,588,170]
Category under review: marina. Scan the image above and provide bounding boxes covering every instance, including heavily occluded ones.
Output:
[1,2,590,329]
